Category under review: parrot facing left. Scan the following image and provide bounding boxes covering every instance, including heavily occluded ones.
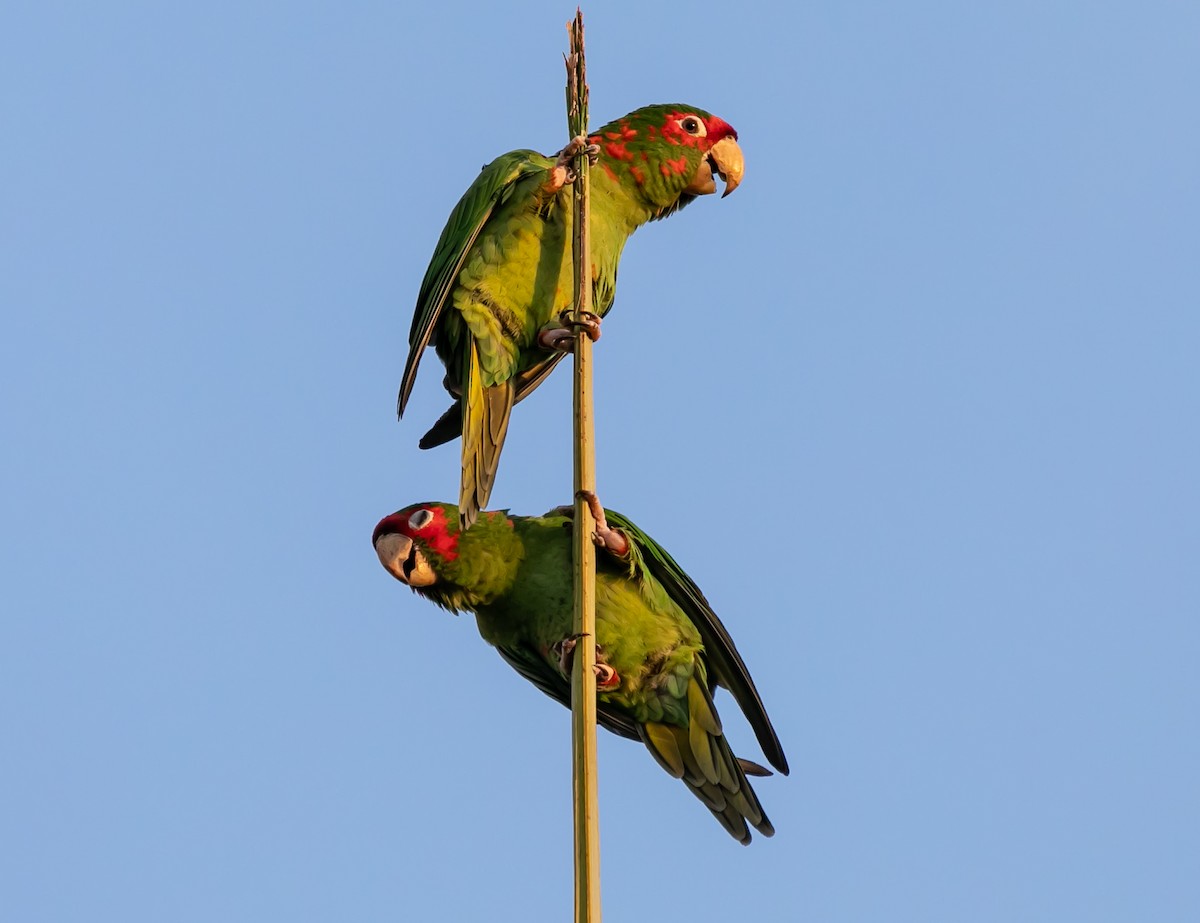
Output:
[398,104,745,529]
[372,493,787,844]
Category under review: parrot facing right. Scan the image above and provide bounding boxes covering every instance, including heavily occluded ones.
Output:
[373,492,787,844]
[398,104,745,528]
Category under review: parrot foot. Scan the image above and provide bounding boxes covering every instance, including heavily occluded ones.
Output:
[553,634,621,690]
[558,135,602,168]
[550,136,602,188]
[577,489,630,557]
[594,662,619,689]
[536,311,602,352]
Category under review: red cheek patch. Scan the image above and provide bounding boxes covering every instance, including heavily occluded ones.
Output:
[414,506,459,561]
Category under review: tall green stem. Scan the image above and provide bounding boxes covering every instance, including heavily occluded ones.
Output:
[566,9,600,923]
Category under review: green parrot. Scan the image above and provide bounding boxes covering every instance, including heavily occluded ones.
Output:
[372,492,787,844]
[398,104,745,528]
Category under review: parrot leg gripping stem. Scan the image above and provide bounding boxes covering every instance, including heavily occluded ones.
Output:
[577,489,629,557]
[536,310,602,352]
[554,634,621,690]
[549,135,601,189]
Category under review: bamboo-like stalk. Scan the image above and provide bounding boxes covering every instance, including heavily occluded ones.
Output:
[565,10,601,923]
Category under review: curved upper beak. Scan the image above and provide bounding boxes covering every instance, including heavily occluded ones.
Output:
[685,136,744,198]
[710,136,744,197]
[374,532,438,587]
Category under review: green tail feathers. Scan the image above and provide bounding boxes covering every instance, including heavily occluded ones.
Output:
[419,355,565,450]
[638,678,774,845]
[459,343,514,529]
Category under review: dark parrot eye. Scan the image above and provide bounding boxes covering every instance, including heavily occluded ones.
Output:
[407,509,434,531]
[677,116,706,137]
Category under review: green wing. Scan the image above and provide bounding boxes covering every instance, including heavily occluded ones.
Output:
[494,642,642,742]
[605,509,790,776]
[397,149,551,417]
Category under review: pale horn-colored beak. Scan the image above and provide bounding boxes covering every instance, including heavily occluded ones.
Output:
[710,136,744,198]
[374,532,438,587]
[683,136,745,197]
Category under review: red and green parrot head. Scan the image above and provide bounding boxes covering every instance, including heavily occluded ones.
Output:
[373,503,520,609]
[591,104,744,216]
[372,503,460,588]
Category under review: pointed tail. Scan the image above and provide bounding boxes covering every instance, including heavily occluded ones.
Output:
[638,677,775,845]
[459,342,514,529]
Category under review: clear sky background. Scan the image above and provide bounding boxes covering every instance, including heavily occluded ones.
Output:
[3,2,1197,920]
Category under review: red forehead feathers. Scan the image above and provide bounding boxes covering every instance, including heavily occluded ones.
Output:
[373,504,460,561]
[703,115,737,142]
[658,111,738,148]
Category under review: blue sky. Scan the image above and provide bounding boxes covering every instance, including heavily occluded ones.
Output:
[2,2,1197,920]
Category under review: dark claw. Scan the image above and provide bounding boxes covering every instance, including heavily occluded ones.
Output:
[553,633,589,675]
[557,309,602,342]
[555,137,600,174]
[556,135,588,165]
[537,311,601,352]
[536,326,577,352]
[553,634,620,689]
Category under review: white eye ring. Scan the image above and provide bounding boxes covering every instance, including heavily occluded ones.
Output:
[407,509,434,530]
[677,116,706,137]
